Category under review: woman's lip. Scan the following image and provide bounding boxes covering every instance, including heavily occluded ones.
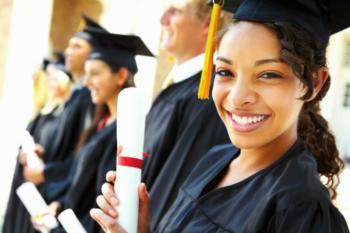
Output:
[226,111,270,133]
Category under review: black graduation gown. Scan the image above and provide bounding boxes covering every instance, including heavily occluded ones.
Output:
[156,141,350,233]
[142,71,231,229]
[40,87,94,202]
[2,105,64,233]
[87,133,118,233]
[51,121,117,233]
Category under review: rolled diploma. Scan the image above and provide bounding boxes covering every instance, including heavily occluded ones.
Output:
[115,87,146,233]
[21,130,42,168]
[16,182,58,228]
[57,209,87,233]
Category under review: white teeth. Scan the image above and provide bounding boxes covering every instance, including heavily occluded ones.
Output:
[231,114,265,125]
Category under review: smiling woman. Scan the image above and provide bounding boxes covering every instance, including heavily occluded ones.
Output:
[89,0,350,233]
[213,21,310,163]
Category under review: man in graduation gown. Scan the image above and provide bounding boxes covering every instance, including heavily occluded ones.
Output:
[142,0,232,230]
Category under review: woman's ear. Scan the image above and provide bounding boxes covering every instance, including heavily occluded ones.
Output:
[309,67,329,101]
[115,67,130,87]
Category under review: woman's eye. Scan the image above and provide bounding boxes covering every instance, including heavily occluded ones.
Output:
[259,72,283,80]
[215,69,233,77]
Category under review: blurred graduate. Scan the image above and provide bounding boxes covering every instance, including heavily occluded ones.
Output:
[32,30,154,233]
[2,53,73,233]
[22,14,101,204]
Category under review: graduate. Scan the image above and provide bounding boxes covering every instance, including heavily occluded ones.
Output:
[142,0,232,228]
[90,0,350,232]
[2,55,73,233]
[22,14,106,204]
[33,31,154,233]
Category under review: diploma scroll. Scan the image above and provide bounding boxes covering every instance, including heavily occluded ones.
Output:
[57,209,87,233]
[115,87,146,233]
[21,130,42,168]
[16,182,58,229]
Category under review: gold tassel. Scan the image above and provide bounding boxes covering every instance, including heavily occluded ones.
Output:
[198,0,223,99]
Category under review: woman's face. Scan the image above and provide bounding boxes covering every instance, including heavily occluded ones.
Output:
[213,22,306,151]
[84,60,120,104]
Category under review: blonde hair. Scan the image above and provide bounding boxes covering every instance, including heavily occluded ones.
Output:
[189,0,233,31]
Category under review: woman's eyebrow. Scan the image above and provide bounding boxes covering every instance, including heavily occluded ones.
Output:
[254,58,283,66]
[216,56,232,65]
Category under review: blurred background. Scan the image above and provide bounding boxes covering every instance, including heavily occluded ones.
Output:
[0,0,349,229]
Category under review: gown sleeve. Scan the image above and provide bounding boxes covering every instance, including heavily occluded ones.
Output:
[269,200,349,233]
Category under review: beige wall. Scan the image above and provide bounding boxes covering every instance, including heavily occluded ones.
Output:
[0,0,14,99]
[50,0,104,51]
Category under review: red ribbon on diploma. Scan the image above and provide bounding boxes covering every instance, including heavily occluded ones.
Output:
[118,156,143,169]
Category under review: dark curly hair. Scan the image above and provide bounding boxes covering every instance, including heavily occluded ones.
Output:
[265,22,344,200]
[218,21,345,200]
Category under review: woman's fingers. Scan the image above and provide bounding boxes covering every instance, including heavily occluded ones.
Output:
[90,208,127,233]
[34,144,45,157]
[101,182,119,207]
[106,170,116,183]
[96,194,118,218]
[117,145,123,156]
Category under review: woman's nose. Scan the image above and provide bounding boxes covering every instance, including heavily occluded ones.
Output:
[228,77,257,108]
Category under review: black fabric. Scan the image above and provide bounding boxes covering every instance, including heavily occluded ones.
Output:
[86,135,118,233]
[86,30,154,73]
[233,0,350,48]
[73,13,108,47]
[2,106,64,233]
[51,122,117,233]
[156,141,350,233]
[142,71,231,230]
[28,87,95,204]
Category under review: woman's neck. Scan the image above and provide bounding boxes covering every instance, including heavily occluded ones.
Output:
[106,96,117,125]
[216,129,298,189]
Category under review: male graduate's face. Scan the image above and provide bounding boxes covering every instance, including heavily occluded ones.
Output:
[160,0,208,61]
[212,22,306,150]
[65,37,91,75]
[84,59,120,104]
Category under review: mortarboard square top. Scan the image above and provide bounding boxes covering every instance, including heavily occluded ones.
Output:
[86,30,154,73]
[74,13,108,46]
[223,0,350,49]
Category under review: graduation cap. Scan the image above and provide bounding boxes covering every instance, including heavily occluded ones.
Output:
[198,0,350,99]
[86,30,154,73]
[73,13,108,46]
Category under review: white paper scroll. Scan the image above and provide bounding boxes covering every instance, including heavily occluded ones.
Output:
[57,209,87,233]
[115,87,146,233]
[21,130,42,168]
[16,182,58,229]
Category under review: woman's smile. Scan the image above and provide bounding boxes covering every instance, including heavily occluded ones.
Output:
[226,110,270,132]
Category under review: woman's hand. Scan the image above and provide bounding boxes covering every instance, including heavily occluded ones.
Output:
[48,201,61,217]
[19,144,45,165]
[90,148,151,233]
[23,159,45,185]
